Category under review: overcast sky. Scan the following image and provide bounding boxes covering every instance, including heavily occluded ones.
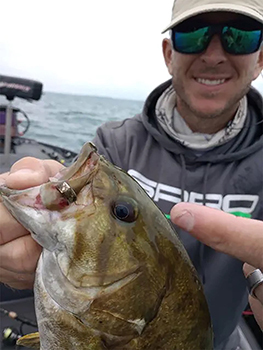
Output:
[0,0,262,100]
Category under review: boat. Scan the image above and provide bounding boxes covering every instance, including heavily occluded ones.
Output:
[0,74,77,349]
[0,74,262,349]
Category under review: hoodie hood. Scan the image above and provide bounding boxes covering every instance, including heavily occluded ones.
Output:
[141,80,263,164]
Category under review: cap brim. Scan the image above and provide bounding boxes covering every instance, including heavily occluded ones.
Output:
[161,3,263,33]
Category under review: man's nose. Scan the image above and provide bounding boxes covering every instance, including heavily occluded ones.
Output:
[200,35,227,66]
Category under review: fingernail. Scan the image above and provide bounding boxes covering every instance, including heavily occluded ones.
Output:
[172,210,195,232]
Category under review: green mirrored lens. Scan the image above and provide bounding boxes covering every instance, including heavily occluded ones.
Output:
[174,27,210,53]
[222,26,262,54]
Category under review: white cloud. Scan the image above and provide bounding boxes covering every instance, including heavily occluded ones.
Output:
[0,0,262,99]
[0,0,172,99]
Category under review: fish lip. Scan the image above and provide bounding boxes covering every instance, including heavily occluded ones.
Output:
[81,265,142,288]
[57,256,142,289]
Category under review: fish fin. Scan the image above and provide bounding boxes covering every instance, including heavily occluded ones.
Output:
[16,332,40,349]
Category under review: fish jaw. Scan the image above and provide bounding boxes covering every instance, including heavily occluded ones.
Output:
[0,142,101,251]
[0,186,61,251]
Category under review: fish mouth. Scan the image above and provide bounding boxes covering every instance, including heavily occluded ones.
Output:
[57,142,100,198]
[58,255,142,289]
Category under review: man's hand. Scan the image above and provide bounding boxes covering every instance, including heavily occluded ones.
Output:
[171,202,263,270]
[0,157,63,289]
[171,203,263,330]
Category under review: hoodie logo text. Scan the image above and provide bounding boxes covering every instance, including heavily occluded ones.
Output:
[128,169,259,217]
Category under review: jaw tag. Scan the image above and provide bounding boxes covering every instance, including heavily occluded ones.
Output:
[56,181,77,203]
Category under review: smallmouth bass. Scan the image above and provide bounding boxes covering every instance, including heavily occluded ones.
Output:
[0,142,213,350]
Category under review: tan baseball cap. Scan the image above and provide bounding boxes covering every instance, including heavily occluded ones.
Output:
[162,0,263,33]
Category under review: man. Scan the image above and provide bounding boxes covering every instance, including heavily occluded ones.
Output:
[92,1,263,347]
[0,0,262,349]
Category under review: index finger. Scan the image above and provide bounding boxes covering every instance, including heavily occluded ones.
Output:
[171,203,263,271]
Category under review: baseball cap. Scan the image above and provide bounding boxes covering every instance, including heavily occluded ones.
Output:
[162,0,263,33]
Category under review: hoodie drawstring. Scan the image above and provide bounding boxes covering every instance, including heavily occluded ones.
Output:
[202,163,211,206]
[179,154,187,202]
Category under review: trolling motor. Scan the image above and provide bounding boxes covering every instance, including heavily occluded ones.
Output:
[0,74,43,161]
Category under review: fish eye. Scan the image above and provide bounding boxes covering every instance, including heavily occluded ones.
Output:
[111,198,138,223]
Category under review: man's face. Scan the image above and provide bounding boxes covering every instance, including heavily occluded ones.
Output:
[163,12,263,120]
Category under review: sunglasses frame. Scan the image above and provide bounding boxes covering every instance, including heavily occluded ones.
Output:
[171,22,263,55]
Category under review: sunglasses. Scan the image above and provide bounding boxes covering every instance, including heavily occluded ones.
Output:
[171,19,263,55]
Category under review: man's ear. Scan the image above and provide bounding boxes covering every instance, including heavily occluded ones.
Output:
[253,48,263,80]
[162,38,173,76]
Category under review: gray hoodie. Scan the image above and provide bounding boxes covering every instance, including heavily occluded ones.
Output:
[93,80,263,350]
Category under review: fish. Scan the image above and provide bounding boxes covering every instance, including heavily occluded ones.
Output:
[0,142,213,350]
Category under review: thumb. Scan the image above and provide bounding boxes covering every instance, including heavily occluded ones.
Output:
[171,202,263,270]
[1,157,64,190]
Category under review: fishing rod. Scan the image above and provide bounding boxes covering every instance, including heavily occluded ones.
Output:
[0,307,37,328]
[0,307,37,347]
